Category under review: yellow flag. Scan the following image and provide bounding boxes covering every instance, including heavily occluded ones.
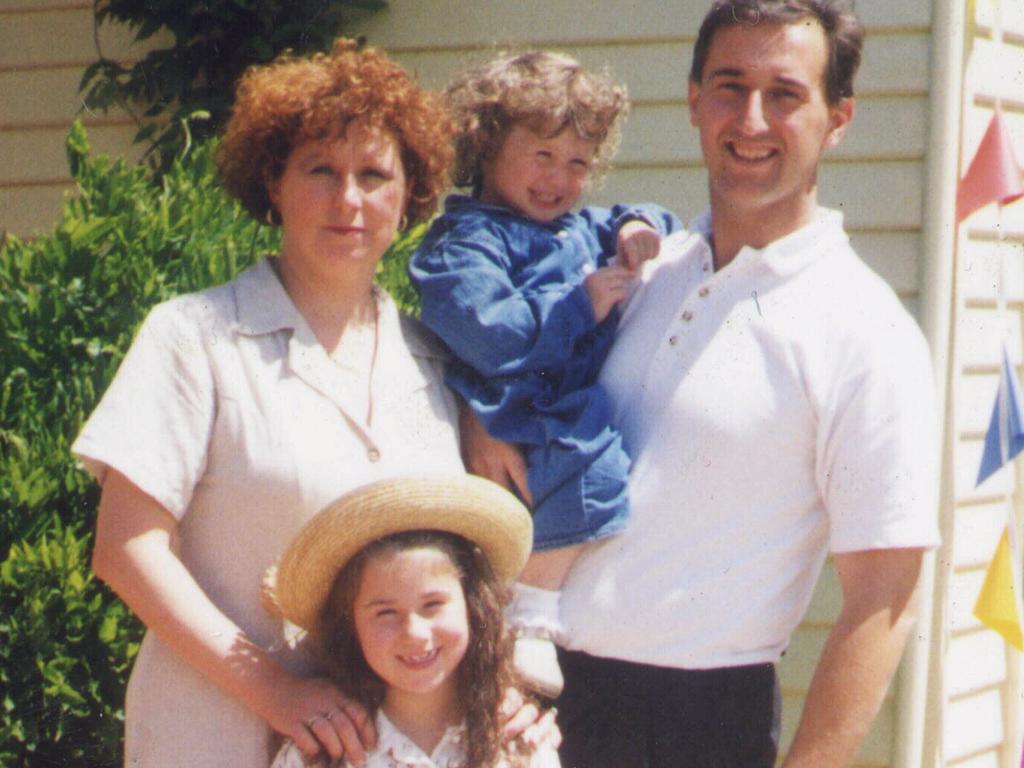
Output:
[974,528,1024,650]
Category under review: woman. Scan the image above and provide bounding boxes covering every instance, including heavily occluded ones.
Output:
[75,39,547,768]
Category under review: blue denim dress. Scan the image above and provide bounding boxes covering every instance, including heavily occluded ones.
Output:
[410,195,681,550]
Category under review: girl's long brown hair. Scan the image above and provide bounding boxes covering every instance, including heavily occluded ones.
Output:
[315,530,516,768]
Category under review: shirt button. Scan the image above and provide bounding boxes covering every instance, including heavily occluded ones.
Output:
[681,310,694,321]
[669,335,679,346]
[702,262,710,272]
[367,447,381,462]
[557,230,569,238]
[698,286,710,297]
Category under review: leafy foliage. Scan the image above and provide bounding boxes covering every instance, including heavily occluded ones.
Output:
[0,121,424,762]
[80,0,387,165]
[0,121,278,550]
[0,524,138,767]
[377,221,427,315]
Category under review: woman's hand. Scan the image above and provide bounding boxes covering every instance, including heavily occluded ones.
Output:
[500,687,562,752]
[262,672,375,767]
[459,405,532,505]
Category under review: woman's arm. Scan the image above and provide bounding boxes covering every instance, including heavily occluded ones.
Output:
[92,470,376,766]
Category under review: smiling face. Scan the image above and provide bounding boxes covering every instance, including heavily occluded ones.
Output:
[269,121,409,289]
[479,123,597,222]
[688,19,853,238]
[352,546,470,706]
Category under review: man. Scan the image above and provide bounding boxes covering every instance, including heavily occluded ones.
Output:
[467,1,939,766]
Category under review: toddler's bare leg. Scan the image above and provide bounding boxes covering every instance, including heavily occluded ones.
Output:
[508,545,584,699]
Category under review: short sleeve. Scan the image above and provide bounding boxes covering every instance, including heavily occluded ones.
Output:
[578,203,683,257]
[72,298,217,519]
[816,313,941,552]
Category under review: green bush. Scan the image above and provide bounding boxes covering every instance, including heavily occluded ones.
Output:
[0,121,278,548]
[0,122,424,763]
[0,524,138,767]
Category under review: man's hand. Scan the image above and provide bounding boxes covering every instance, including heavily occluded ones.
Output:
[459,406,531,505]
[500,687,562,751]
[782,548,924,767]
[616,219,662,271]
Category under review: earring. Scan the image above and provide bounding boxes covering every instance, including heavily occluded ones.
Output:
[399,214,409,231]
[264,207,275,226]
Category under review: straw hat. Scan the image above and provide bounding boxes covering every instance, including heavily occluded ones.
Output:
[272,474,533,631]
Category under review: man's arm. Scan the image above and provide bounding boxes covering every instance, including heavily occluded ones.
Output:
[782,547,925,768]
[458,402,531,504]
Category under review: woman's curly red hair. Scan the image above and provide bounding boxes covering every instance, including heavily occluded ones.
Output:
[217,38,454,228]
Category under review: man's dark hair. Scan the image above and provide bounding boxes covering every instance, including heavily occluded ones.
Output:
[689,0,865,105]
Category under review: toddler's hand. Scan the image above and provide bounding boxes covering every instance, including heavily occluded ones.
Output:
[616,219,661,271]
[584,265,632,323]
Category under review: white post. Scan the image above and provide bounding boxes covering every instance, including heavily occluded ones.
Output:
[904,0,969,765]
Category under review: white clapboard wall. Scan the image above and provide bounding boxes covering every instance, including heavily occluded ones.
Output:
[942,0,1024,765]
[0,1,161,236]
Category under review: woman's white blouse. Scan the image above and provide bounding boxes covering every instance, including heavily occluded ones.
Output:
[73,258,464,767]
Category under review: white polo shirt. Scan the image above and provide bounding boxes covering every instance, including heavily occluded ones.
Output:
[561,208,940,669]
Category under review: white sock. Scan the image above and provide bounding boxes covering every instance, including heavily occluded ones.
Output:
[507,583,567,642]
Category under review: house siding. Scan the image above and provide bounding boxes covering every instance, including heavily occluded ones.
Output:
[940,1,1024,765]
[0,2,145,237]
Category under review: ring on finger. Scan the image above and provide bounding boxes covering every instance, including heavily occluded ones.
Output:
[325,706,344,721]
[305,713,326,728]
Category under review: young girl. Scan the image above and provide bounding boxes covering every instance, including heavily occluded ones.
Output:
[408,52,681,696]
[267,474,560,768]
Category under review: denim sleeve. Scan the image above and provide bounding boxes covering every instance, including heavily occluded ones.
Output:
[579,203,685,264]
[411,234,597,377]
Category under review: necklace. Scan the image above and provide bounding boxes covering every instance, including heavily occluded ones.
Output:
[326,287,380,427]
[364,286,381,427]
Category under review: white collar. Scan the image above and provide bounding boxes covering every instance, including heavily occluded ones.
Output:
[233,257,307,337]
[231,256,445,359]
[688,207,849,277]
[372,709,467,768]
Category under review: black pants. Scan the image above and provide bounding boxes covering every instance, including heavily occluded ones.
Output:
[556,649,781,768]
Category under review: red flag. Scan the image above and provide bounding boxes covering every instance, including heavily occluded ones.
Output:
[957,104,1024,222]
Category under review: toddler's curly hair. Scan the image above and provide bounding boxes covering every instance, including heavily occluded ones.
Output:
[446,51,628,192]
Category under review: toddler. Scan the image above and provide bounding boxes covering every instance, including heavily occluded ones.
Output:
[267,474,559,768]
[409,51,681,697]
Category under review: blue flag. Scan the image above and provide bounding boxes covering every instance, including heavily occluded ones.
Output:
[977,345,1024,486]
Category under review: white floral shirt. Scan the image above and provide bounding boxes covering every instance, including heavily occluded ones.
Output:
[271,709,560,768]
